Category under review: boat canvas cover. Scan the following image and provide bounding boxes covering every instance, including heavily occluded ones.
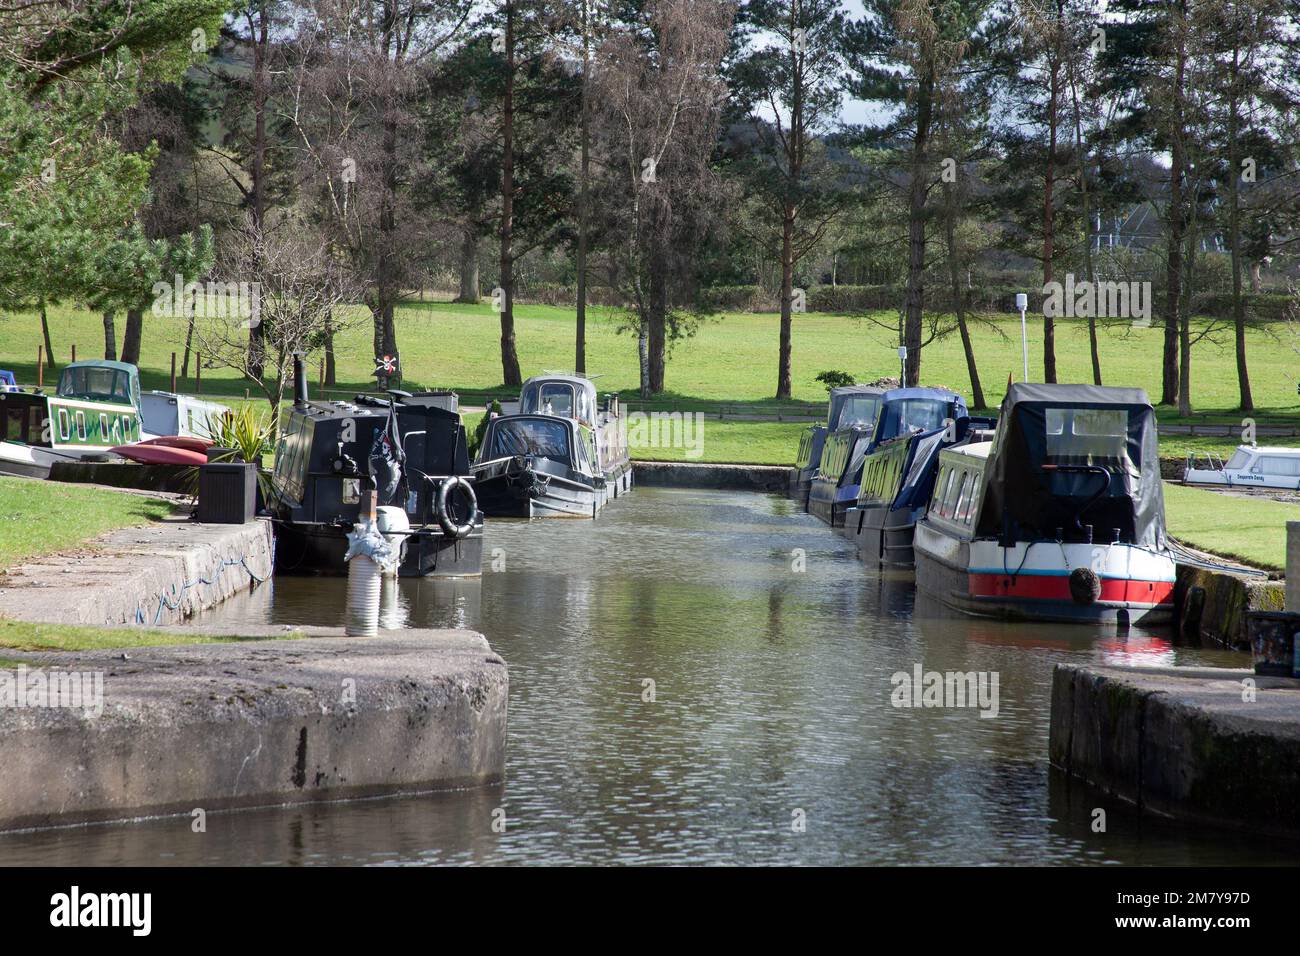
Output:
[974,383,1165,549]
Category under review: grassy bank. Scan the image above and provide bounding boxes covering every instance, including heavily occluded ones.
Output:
[0,477,174,571]
[1163,482,1294,571]
[9,299,1300,416]
[0,620,303,653]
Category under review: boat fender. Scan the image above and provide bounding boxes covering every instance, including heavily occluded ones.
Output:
[1069,567,1102,605]
[436,476,479,539]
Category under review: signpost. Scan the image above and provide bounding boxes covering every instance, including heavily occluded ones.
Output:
[1015,293,1029,382]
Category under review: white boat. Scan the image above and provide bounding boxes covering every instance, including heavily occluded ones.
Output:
[1184,445,1300,491]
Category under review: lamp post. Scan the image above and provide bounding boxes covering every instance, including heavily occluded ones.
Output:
[1015,293,1029,382]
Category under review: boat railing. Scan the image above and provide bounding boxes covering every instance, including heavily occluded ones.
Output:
[1185,450,1225,473]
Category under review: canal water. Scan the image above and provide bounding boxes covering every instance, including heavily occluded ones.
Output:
[0,487,1289,865]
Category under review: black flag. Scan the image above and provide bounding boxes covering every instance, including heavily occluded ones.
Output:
[369,402,406,503]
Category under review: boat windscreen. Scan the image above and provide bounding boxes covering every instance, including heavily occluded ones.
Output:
[836,395,880,428]
[58,366,132,403]
[1225,449,1251,470]
[487,419,571,461]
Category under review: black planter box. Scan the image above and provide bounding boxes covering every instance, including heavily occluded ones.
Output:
[198,462,258,524]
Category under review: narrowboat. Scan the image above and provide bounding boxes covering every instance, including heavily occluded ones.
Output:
[518,374,632,501]
[472,413,605,518]
[913,384,1175,627]
[808,387,969,528]
[790,385,885,507]
[269,360,482,577]
[1184,445,1300,491]
[0,361,144,478]
[139,390,229,441]
[845,415,996,569]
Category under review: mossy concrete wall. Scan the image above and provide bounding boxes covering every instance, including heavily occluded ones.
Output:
[1050,663,1300,838]
[1175,564,1283,650]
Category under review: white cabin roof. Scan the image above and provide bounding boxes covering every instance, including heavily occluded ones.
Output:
[947,440,993,460]
[1236,445,1300,456]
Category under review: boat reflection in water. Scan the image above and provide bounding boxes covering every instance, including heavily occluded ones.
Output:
[914,384,1176,627]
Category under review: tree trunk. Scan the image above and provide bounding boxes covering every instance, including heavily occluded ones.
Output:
[121,308,143,366]
[455,228,480,303]
[777,198,795,399]
[1042,44,1060,384]
[1161,15,1187,406]
[102,311,117,360]
[575,6,591,376]
[247,2,269,381]
[497,0,523,388]
[944,188,984,409]
[1067,53,1101,386]
[1227,42,1252,411]
[181,299,195,379]
[648,258,667,395]
[40,301,55,369]
[324,310,336,387]
[902,73,934,387]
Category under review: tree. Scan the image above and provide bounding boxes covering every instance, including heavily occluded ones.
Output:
[283,0,472,388]
[590,0,735,396]
[850,0,992,387]
[729,0,856,399]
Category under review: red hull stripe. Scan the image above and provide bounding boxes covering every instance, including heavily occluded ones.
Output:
[968,573,1174,606]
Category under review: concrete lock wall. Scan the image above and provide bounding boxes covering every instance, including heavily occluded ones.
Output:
[0,517,274,627]
[1175,564,1284,650]
[0,631,508,830]
[632,460,793,492]
[1050,663,1300,839]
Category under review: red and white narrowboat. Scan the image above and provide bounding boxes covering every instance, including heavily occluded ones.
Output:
[913,384,1175,627]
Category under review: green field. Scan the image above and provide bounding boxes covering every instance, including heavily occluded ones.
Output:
[1163,483,1296,572]
[0,477,175,571]
[10,299,1300,416]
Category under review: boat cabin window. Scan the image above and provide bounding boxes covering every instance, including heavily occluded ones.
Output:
[2,405,39,443]
[486,418,571,461]
[837,395,881,428]
[58,366,133,404]
[1225,449,1252,470]
[1254,456,1300,477]
[1045,408,1128,463]
[536,384,575,417]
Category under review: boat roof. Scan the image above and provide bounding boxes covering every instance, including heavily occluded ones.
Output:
[63,360,139,375]
[1234,445,1300,455]
[489,412,585,433]
[881,386,964,403]
[1001,382,1151,410]
[830,384,887,397]
[521,374,598,393]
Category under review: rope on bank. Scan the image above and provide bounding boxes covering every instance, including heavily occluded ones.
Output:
[134,542,273,627]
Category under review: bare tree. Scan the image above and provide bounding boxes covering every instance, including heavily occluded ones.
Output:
[194,218,361,431]
[590,0,734,396]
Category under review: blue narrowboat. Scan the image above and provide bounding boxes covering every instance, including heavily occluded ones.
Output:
[808,387,969,528]
[789,385,885,508]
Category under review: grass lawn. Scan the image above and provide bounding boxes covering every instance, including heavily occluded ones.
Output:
[0,477,175,571]
[1163,482,1296,571]
[0,619,304,653]
[9,299,1300,417]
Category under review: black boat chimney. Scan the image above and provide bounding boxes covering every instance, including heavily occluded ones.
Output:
[293,352,309,408]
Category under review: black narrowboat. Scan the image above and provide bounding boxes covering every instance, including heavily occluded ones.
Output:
[269,361,482,577]
[845,416,995,569]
